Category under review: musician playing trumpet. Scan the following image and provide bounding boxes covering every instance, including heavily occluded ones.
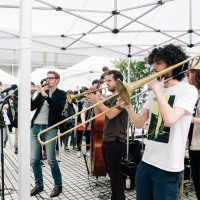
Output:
[117,44,198,200]
[30,71,65,197]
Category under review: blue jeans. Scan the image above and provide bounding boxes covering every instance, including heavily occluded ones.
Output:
[135,161,182,200]
[30,124,62,187]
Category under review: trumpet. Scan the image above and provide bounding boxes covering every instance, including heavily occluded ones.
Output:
[31,80,48,94]
[67,87,107,103]
[37,55,200,145]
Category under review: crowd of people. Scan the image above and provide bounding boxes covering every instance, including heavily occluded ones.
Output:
[0,43,200,199]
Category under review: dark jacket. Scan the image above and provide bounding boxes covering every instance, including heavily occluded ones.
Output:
[31,88,66,127]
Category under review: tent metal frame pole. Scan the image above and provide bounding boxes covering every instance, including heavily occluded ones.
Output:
[126,44,132,160]
[35,0,112,31]
[119,4,161,31]
[18,0,32,199]
[132,32,188,56]
[64,15,113,48]
[119,0,174,12]
[189,0,192,45]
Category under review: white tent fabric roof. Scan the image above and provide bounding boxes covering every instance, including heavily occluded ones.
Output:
[0,0,200,60]
[59,56,115,91]
[0,69,18,85]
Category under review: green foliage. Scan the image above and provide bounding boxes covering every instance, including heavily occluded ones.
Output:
[113,59,151,113]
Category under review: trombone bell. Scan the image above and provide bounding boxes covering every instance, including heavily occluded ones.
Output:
[116,80,131,104]
[116,55,200,104]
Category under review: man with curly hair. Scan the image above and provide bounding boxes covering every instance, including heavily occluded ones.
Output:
[117,44,198,200]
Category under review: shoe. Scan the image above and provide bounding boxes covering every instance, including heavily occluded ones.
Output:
[77,151,82,158]
[106,173,110,181]
[73,146,78,151]
[30,185,44,196]
[3,142,6,148]
[50,186,62,197]
[40,161,45,167]
[86,151,90,157]
[14,147,18,154]
[64,147,70,151]
[42,152,47,160]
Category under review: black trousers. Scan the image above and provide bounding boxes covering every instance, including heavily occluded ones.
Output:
[189,150,200,200]
[76,130,90,151]
[102,140,125,200]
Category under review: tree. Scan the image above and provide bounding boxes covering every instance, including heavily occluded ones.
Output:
[113,58,151,113]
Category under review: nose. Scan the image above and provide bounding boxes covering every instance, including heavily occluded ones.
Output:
[152,63,157,72]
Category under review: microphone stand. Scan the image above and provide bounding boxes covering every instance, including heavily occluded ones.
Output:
[82,107,93,175]
[0,99,6,200]
[0,112,5,200]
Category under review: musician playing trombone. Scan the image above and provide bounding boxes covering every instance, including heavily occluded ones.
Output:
[117,44,198,200]
[87,70,128,200]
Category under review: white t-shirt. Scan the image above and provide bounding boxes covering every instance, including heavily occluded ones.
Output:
[143,81,198,172]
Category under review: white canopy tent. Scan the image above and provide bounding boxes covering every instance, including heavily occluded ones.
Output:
[0,0,200,60]
[59,56,115,91]
[0,0,200,199]
[0,69,18,85]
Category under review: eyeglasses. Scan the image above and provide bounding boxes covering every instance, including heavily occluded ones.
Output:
[46,77,56,81]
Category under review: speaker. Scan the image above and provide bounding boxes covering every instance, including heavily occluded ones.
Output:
[123,140,145,164]
[121,160,137,190]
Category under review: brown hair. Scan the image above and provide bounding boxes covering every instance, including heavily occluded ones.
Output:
[47,71,60,80]
[190,69,200,90]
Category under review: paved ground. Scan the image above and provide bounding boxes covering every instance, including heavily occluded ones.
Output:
[1,135,197,200]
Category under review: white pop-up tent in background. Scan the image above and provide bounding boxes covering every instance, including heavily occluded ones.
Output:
[0,69,18,86]
[59,56,115,91]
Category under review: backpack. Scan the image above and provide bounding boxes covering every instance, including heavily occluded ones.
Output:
[63,102,75,118]
[62,102,76,130]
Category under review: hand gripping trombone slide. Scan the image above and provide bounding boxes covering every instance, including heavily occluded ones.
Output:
[37,55,200,145]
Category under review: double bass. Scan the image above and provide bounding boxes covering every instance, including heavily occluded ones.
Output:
[90,66,108,176]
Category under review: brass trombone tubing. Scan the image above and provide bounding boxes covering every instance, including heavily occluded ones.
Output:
[38,55,200,145]
[67,87,107,104]
[38,92,118,145]
[116,55,200,104]
[130,68,190,100]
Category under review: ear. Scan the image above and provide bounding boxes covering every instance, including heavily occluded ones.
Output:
[56,79,60,84]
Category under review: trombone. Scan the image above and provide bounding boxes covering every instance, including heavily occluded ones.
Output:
[37,55,200,145]
[67,87,107,103]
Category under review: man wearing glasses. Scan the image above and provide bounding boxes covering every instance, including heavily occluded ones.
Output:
[30,71,65,197]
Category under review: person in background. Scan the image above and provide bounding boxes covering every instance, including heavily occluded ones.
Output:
[117,44,198,200]
[60,90,76,152]
[11,89,18,154]
[76,86,90,158]
[0,81,13,148]
[88,70,128,200]
[187,68,200,200]
[80,79,101,157]
[30,71,65,197]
